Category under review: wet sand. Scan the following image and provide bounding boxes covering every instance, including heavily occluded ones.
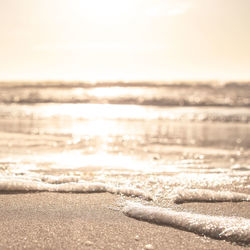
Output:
[0,192,248,249]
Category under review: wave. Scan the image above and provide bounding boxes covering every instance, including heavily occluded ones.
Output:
[1,81,250,89]
[0,81,250,107]
[123,202,250,245]
[3,97,250,107]
[1,93,250,107]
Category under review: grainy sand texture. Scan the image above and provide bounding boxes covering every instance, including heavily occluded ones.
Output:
[0,192,249,250]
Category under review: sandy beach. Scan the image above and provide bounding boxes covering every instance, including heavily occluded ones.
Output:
[0,192,248,249]
[1,0,250,247]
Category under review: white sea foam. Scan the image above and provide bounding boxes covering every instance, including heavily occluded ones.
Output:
[105,185,152,200]
[0,177,152,200]
[155,173,248,189]
[123,202,250,245]
[171,189,250,204]
[41,175,81,184]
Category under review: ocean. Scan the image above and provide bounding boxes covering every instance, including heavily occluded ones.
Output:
[0,81,250,244]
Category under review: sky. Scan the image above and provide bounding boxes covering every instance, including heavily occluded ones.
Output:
[0,0,250,81]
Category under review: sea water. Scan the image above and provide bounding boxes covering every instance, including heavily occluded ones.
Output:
[0,82,250,244]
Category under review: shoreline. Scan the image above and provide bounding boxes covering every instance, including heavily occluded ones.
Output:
[0,192,248,249]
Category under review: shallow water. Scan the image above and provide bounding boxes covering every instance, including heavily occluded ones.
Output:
[0,82,250,244]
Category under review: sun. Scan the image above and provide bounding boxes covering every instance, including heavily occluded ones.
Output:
[74,0,134,20]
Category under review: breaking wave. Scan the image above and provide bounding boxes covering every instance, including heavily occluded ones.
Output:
[1,81,250,89]
[1,81,250,107]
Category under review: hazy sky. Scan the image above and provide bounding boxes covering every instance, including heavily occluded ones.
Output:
[0,0,250,81]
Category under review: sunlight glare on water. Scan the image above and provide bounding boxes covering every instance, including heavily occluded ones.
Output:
[88,86,147,98]
[35,104,158,120]
[38,151,150,171]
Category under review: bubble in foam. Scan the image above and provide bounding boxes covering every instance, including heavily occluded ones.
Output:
[145,244,154,249]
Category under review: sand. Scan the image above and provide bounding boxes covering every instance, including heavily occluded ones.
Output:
[0,192,248,249]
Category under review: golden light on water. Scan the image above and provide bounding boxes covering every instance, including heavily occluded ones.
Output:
[1,3,250,249]
[35,104,159,121]
[38,151,149,171]
[88,87,145,98]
